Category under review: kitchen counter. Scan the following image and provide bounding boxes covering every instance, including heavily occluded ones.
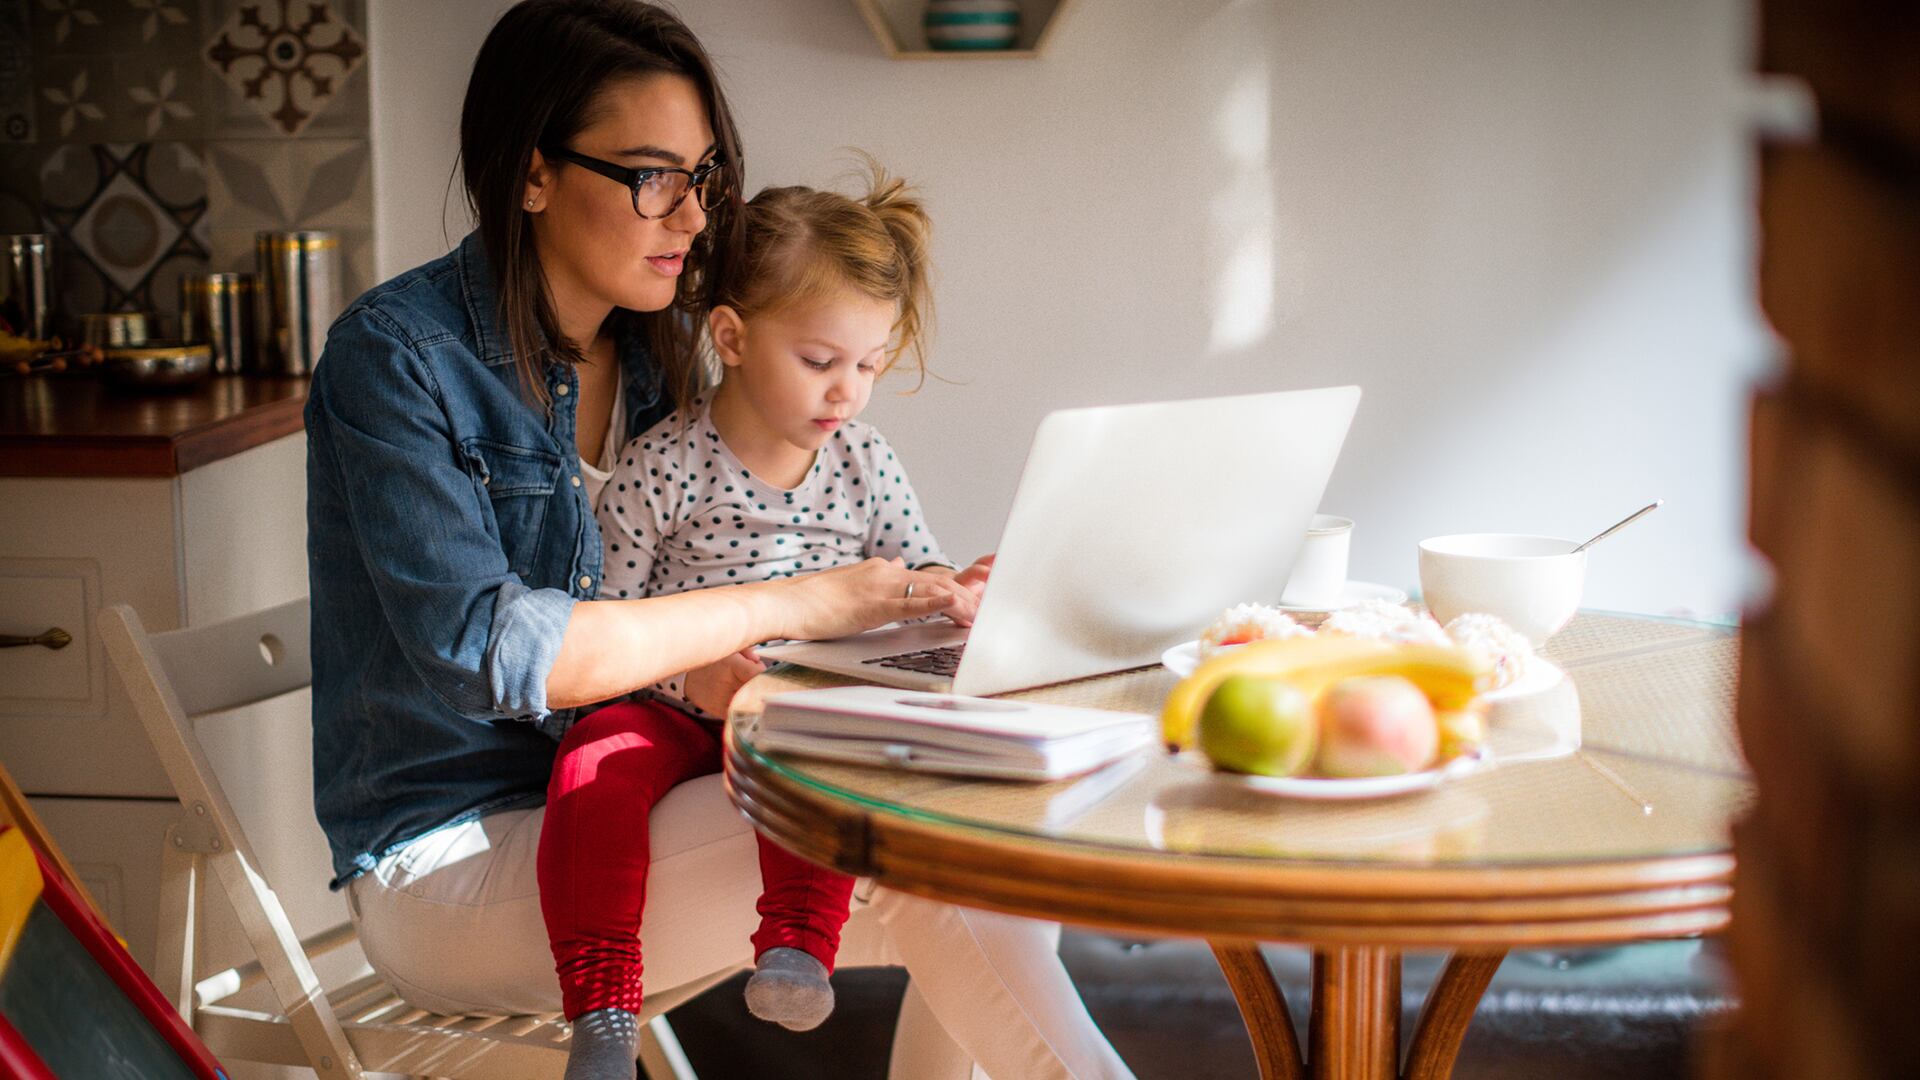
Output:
[0,375,309,478]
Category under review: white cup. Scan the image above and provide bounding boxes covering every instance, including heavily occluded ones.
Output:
[1281,514,1353,608]
[1417,533,1586,646]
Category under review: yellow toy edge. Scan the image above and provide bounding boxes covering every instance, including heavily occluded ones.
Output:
[0,828,45,977]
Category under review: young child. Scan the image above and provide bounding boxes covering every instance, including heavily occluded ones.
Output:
[540,164,990,1080]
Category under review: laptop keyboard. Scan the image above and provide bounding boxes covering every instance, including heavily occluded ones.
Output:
[862,644,965,677]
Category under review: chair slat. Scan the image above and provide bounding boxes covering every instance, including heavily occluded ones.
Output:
[350,996,414,1025]
[150,596,312,717]
[326,972,391,1013]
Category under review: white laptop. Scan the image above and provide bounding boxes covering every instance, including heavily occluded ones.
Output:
[756,386,1361,696]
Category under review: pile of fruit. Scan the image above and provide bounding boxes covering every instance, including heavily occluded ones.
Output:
[1160,636,1492,779]
[1,328,93,376]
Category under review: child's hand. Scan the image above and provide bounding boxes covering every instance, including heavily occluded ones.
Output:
[684,647,767,718]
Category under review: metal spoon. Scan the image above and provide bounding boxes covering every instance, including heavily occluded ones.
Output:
[1572,500,1663,554]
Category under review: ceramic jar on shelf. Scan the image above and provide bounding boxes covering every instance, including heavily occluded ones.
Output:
[924,0,1020,51]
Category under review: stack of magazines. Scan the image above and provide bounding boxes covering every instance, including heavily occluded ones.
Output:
[749,686,1156,781]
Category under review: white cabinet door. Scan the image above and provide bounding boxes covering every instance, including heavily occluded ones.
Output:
[0,473,179,797]
[0,562,100,707]
[0,433,310,798]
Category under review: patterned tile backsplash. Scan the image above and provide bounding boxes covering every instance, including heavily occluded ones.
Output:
[2,0,370,339]
[205,0,364,136]
[40,141,210,315]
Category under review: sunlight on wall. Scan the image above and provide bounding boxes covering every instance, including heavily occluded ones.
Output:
[1208,61,1276,353]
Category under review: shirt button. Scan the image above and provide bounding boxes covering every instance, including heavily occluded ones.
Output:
[578,575,592,590]
[570,475,582,488]
[555,383,570,397]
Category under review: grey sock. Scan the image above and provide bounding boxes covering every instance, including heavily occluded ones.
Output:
[564,1007,639,1080]
[744,946,835,1031]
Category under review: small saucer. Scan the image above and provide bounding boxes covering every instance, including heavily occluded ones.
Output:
[1275,581,1407,614]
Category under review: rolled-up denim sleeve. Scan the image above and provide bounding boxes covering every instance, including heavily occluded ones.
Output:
[309,309,573,724]
[485,581,574,718]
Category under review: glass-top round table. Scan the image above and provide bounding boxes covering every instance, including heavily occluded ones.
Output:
[725,612,1747,1080]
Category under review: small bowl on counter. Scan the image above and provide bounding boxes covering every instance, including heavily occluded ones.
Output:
[101,341,214,391]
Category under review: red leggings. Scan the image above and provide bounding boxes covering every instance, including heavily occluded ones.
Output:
[537,698,856,1019]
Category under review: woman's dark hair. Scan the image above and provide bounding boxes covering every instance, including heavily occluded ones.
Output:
[460,0,742,409]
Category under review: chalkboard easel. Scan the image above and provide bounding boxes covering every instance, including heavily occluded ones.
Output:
[0,823,229,1078]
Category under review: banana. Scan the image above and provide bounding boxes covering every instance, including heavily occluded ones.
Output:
[0,330,52,362]
[1435,705,1487,761]
[1160,636,1491,750]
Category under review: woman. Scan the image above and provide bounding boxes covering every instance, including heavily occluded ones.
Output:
[305,2,1134,1078]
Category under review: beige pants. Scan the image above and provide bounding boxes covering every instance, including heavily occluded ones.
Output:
[346,774,1135,1080]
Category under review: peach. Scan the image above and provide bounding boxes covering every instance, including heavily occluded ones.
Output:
[1313,675,1439,777]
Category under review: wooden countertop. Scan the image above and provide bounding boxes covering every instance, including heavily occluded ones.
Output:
[0,375,309,478]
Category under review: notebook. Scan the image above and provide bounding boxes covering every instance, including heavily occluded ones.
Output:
[749,686,1156,781]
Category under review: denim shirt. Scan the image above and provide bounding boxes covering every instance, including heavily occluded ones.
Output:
[307,232,674,888]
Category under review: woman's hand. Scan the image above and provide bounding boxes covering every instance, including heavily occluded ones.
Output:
[773,557,977,639]
[912,554,995,626]
[953,554,994,599]
[683,647,767,718]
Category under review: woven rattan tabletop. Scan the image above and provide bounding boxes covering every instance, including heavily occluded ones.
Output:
[729,612,1746,872]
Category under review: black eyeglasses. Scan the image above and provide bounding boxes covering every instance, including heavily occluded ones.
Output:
[542,147,732,220]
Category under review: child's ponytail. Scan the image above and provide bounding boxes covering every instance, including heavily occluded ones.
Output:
[859,159,935,384]
[718,152,937,386]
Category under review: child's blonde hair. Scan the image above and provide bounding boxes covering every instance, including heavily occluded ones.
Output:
[718,155,933,383]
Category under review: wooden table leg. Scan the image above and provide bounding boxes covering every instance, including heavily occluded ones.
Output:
[1402,950,1506,1080]
[1309,946,1401,1080]
[1210,941,1304,1080]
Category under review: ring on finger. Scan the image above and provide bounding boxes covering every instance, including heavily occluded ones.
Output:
[904,582,916,600]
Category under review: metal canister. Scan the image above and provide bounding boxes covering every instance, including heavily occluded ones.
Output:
[1,234,53,341]
[78,311,151,350]
[255,230,339,376]
[180,272,258,374]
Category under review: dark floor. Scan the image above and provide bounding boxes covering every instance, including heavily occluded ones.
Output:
[656,932,1734,1079]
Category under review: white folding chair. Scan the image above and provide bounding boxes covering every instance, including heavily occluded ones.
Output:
[99,599,715,1080]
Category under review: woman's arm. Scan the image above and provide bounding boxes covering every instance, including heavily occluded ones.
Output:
[311,312,581,724]
[544,558,973,708]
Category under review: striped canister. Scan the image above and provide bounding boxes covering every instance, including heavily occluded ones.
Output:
[924,0,1020,51]
[255,230,339,376]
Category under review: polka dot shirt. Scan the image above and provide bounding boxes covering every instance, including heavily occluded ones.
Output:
[597,397,952,714]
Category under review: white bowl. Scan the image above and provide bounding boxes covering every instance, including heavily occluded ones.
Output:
[1417,533,1586,646]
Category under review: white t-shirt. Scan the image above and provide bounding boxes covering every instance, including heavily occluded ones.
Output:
[597,397,951,714]
[577,375,625,509]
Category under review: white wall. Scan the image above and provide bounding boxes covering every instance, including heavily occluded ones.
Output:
[372,0,1770,618]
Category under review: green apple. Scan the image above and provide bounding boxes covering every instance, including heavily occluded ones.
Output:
[1198,675,1316,777]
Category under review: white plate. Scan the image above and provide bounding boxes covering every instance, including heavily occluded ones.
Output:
[1275,580,1407,614]
[1160,640,1210,678]
[1178,750,1486,800]
[1479,657,1565,703]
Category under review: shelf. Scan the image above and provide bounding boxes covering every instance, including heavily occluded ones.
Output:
[853,0,1077,59]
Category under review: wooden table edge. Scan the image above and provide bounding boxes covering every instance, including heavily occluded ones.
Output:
[724,730,1734,948]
